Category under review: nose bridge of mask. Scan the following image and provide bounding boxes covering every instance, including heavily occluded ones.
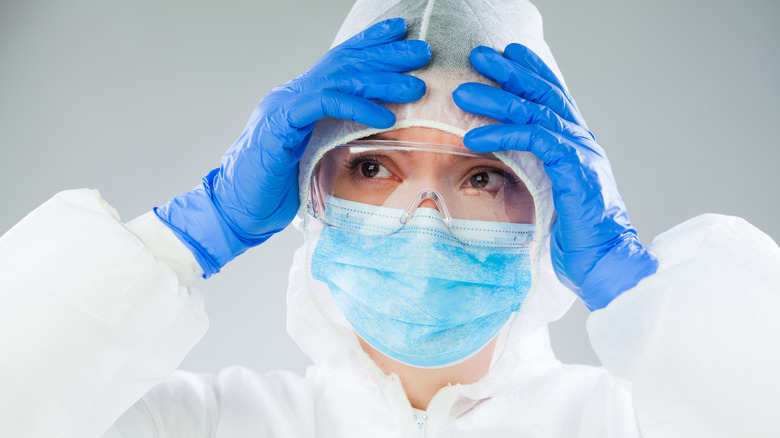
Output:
[323,195,534,250]
[325,194,461,243]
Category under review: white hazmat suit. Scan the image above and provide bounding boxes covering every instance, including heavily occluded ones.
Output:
[1,0,780,437]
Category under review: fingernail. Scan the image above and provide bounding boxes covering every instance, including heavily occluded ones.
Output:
[365,17,405,38]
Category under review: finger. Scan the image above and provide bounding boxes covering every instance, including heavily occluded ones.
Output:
[337,18,409,49]
[453,82,588,138]
[502,44,568,100]
[464,123,609,199]
[469,46,587,128]
[464,123,582,171]
[286,90,396,129]
[464,124,598,212]
[316,72,427,103]
[333,40,432,73]
[503,43,584,118]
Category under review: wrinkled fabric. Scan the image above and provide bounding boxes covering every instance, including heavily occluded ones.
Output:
[4,191,776,437]
[588,214,780,436]
[0,190,208,437]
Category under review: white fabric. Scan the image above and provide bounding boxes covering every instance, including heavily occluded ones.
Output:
[1,0,779,435]
[588,214,780,436]
[0,190,208,437]
[1,191,778,437]
[125,212,203,285]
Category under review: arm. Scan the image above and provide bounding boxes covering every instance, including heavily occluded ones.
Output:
[588,213,780,437]
[0,189,208,438]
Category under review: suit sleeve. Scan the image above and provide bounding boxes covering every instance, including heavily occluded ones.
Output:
[587,214,780,438]
[0,189,209,438]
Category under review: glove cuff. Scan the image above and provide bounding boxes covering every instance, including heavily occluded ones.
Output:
[154,170,272,278]
[580,236,659,311]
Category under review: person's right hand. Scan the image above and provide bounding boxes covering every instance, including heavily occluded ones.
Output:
[155,18,431,277]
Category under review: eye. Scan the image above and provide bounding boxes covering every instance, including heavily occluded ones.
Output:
[469,172,490,189]
[467,170,506,191]
[356,160,392,179]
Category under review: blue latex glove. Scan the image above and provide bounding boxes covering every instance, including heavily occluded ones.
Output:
[453,44,657,310]
[156,18,430,277]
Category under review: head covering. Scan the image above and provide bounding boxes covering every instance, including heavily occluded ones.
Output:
[288,0,576,390]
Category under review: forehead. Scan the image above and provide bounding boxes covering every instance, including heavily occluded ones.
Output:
[364,127,465,147]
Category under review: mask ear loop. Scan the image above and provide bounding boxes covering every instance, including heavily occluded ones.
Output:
[399,188,453,228]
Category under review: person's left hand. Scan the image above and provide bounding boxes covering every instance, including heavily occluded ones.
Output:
[453,44,657,310]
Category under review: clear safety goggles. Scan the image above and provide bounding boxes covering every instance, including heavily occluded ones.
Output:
[308,140,535,247]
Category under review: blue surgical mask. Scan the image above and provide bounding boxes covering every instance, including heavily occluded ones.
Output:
[310,198,534,368]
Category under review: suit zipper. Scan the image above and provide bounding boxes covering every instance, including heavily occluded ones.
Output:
[413,413,427,437]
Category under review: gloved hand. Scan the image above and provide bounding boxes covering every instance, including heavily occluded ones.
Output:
[156,18,430,277]
[453,44,657,310]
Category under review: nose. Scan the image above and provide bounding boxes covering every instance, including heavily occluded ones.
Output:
[418,198,439,210]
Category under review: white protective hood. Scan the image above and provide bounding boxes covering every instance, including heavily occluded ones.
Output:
[288,0,577,396]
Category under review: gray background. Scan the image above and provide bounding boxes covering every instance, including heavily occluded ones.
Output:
[1,0,778,375]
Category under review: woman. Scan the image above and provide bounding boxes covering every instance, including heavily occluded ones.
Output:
[1,0,778,436]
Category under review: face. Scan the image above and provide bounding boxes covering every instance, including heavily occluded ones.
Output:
[319,127,535,224]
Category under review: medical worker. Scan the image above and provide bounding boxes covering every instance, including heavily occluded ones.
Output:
[1,0,779,437]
